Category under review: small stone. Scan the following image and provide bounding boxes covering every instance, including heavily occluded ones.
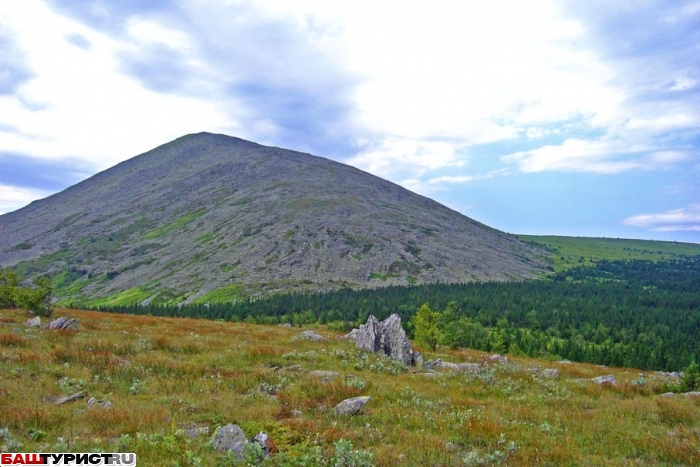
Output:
[660,392,675,397]
[333,396,371,416]
[25,317,41,328]
[54,390,88,405]
[298,330,325,341]
[541,369,559,379]
[211,424,247,457]
[291,410,303,418]
[278,323,292,328]
[485,354,508,364]
[252,432,270,456]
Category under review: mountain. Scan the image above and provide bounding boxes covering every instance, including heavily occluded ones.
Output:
[0,133,547,305]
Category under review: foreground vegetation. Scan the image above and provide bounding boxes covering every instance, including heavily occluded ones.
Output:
[92,258,700,372]
[1,307,699,466]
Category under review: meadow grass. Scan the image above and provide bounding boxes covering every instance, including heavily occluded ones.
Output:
[1,307,698,466]
[518,235,700,272]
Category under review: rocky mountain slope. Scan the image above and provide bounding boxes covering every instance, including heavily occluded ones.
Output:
[0,133,547,305]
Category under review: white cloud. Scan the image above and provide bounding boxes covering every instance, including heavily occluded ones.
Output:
[623,205,700,232]
[347,139,464,178]
[503,138,643,174]
[0,0,236,168]
[0,184,51,214]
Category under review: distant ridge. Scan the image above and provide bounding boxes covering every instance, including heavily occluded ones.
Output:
[0,133,547,305]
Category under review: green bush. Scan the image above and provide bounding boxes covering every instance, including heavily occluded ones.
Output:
[0,266,53,317]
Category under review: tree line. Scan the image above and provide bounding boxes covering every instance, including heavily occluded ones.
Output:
[88,257,700,371]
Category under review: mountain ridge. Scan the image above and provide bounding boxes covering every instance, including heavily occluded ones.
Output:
[0,132,547,305]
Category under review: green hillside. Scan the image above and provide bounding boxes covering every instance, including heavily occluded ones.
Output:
[518,235,700,271]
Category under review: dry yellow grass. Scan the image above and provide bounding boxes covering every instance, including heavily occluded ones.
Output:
[1,307,699,466]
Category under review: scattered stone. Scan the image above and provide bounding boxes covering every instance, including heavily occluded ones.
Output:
[333,396,371,416]
[458,363,482,372]
[291,410,303,418]
[25,317,41,328]
[541,369,560,379]
[684,392,700,397]
[44,317,79,331]
[308,370,339,382]
[278,323,292,328]
[54,390,88,405]
[557,360,572,364]
[592,375,617,386]
[277,364,303,372]
[346,314,415,365]
[252,432,271,456]
[298,330,326,341]
[86,397,112,408]
[211,424,248,457]
[660,392,676,397]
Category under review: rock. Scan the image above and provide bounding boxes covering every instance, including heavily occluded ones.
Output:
[279,323,292,328]
[333,396,371,416]
[44,317,79,331]
[291,410,303,418]
[541,369,559,379]
[308,370,339,382]
[211,424,248,456]
[684,392,700,397]
[660,392,676,397]
[592,375,617,386]
[346,314,415,365]
[413,351,423,367]
[252,432,271,456]
[86,397,112,408]
[557,360,572,364]
[298,330,326,341]
[25,317,41,328]
[54,390,88,405]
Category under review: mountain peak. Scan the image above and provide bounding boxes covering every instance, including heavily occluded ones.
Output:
[0,134,547,306]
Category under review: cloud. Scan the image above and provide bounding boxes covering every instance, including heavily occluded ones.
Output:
[346,139,465,179]
[623,205,700,232]
[0,183,52,215]
[0,26,33,95]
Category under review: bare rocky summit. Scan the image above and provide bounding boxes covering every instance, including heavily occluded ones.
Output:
[0,133,547,305]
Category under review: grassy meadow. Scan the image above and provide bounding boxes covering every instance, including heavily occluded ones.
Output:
[1,307,699,466]
[517,235,700,272]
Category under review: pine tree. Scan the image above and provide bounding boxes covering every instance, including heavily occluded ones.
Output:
[411,302,442,351]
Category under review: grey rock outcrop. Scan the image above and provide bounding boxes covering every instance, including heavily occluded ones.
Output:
[592,375,617,386]
[44,317,79,331]
[211,424,248,457]
[333,396,371,416]
[346,314,415,365]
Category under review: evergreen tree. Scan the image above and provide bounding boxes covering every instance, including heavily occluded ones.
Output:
[411,302,442,351]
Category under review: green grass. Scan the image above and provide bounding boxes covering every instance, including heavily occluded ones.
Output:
[193,283,245,304]
[519,235,700,272]
[1,307,699,466]
[141,209,207,240]
[83,287,154,307]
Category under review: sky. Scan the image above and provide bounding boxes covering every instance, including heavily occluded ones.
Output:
[1,0,699,242]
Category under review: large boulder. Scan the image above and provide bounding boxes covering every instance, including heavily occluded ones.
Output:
[346,314,415,365]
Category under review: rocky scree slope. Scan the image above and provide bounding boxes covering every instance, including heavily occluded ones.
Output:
[0,133,547,304]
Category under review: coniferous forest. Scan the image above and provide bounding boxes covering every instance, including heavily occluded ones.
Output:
[89,257,700,372]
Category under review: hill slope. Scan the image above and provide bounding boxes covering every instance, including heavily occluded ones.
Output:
[0,133,546,305]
